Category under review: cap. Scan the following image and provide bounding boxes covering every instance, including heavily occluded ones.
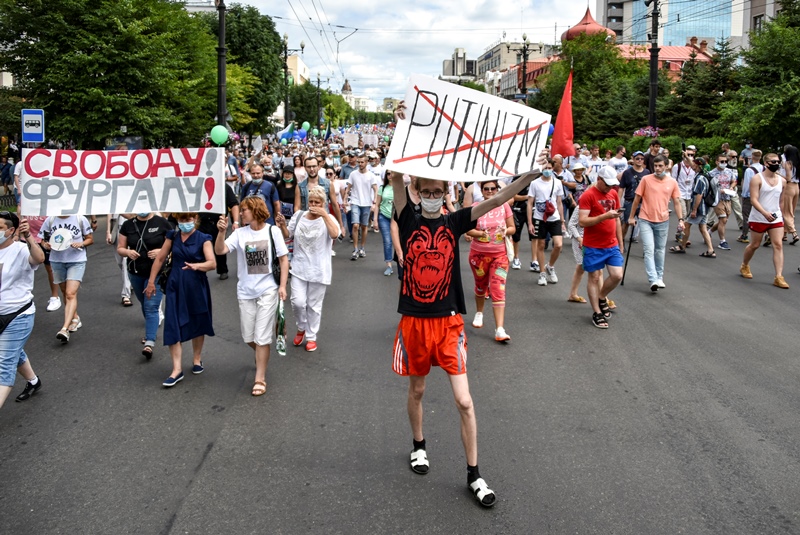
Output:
[632,151,645,158]
[367,151,379,159]
[282,165,294,173]
[650,139,661,146]
[571,162,585,171]
[686,144,697,151]
[598,166,620,186]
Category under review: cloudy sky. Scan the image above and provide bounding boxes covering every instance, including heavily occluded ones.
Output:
[236,0,597,103]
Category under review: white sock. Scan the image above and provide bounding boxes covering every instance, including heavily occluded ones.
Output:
[29,375,39,386]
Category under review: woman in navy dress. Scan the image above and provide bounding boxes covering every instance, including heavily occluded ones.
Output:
[146,213,216,388]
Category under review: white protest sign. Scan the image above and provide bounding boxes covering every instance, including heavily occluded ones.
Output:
[343,133,359,148]
[19,148,226,216]
[387,74,550,182]
[252,135,263,155]
[363,134,378,148]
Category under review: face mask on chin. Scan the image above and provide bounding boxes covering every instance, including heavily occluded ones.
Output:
[252,178,263,184]
[655,170,666,178]
[420,197,441,214]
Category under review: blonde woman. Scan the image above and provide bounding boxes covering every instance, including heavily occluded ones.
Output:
[286,186,340,352]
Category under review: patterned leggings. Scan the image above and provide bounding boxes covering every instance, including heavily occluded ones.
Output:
[468,249,509,307]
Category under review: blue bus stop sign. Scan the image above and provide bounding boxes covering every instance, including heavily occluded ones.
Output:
[21,109,45,144]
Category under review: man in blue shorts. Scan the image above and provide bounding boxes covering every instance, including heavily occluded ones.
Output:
[579,167,625,329]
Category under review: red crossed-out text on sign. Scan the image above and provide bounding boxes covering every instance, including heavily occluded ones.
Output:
[393,85,546,176]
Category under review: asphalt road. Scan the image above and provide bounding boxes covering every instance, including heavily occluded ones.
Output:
[1,217,799,534]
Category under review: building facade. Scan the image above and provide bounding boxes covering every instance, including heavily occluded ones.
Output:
[442,48,477,77]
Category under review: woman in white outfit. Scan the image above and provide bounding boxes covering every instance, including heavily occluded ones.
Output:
[215,196,288,396]
[286,186,340,352]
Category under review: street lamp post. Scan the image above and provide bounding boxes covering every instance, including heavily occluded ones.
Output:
[282,33,305,128]
[316,72,321,131]
[644,0,661,128]
[507,35,543,101]
[215,0,227,128]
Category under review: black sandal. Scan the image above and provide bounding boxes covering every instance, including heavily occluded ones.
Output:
[592,312,609,329]
[598,298,612,318]
[142,345,153,360]
[792,233,799,245]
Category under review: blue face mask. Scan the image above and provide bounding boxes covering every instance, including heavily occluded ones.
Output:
[178,222,195,233]
[542,169,553,178]
[137,212,149,218]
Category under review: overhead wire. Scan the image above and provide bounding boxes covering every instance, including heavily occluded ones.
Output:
[285,0,337,81]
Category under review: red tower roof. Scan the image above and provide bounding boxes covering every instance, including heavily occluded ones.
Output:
[561,7,616,42]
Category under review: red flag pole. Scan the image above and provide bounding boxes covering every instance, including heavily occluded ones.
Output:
[549,70,574,158]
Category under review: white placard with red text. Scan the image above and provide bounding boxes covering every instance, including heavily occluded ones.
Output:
[19,148,226,216]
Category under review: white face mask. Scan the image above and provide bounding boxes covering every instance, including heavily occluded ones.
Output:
[0,229,10,245]
[420,197,441,213]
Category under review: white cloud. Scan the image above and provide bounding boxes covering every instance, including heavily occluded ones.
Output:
[239,0,594,102]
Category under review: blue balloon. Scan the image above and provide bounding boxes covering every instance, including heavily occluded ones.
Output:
[281,131,291,140]
[548,124,555,136]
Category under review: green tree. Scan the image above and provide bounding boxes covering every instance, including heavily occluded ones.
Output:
[460,80,486,93]
[197,3,283,133]
[710,2,800,148]
[0,88,25,141]
[289,81,324,130]
[0,0,219,148]
[530,33,665,139]
[226,63,258,132]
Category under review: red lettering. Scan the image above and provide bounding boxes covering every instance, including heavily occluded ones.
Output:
[180,148,204,176]
[130,150,154,179]
[106,151,130,179]
[151,149,182,177]
[53,150,78,178]
[24,148,51,178]
[79,151,106,180]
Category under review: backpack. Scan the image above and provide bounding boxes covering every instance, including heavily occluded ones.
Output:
[702,172,719,208]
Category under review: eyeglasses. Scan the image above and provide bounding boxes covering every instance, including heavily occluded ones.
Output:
[482,187,497,192]
[419,189,445,199]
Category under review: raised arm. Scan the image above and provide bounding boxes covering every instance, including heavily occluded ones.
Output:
[471,171,540,221]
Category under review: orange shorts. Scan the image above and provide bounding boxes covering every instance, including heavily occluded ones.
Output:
[393,315,467,376]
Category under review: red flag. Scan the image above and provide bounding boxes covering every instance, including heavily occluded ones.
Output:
[549,70,574,159]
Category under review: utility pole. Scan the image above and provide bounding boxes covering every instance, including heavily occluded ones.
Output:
[645,0,660,128]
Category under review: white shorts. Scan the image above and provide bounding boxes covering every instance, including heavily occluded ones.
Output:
[238,288,279,346]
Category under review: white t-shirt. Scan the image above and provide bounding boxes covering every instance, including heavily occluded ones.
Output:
[346,169,378,206]
[0,241,37,315]
[586,157,605,181]
[224,224,288,300]
[367,163,385,181]
[38,216,93,263]
[13,161,22,191]
[671,162,697,200]
[288,213,338,285]
[527,177,563,221]
[609,157,629,175]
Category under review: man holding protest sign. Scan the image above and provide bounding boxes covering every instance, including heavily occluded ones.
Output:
[390,98,546,508]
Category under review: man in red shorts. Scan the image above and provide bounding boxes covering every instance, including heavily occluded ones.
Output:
[390,101,543,508]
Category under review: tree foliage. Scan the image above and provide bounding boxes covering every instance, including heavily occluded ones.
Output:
[709,1,800,149]
[197,3,283,133]
[0,0,221,148]
[530,33,669,139]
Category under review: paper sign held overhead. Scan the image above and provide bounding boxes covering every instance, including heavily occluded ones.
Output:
[19,148,226,217]
[386,74,550,182]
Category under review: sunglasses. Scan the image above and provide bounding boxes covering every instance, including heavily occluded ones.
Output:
[767,160,780,164]
[327,172,335,176]
[482,187,497,192]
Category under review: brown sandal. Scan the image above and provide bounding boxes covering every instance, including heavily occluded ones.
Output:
[252,380,267,396]
[567,295,586,303]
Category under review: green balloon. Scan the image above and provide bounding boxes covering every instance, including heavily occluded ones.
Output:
[312,128,319,136]
[383,135,390,142]
[280,138,288,145]
[302,121,311,131]
[210,125,229,146]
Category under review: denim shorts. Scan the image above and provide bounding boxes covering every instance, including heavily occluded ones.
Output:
[0,312,34,387]
[51,261,86,284]
[350,204,371,226]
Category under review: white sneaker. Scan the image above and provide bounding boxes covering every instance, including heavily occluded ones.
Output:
[46,296,62,311]
[331,250,336,257]
[656,279,666,289]
[538,273,547,286]
[159,306,165,326]
[472,312,483,328]
[545,264,558,283]
[511,258,521,270]
[495,327,510,342]
[530,261,540,272]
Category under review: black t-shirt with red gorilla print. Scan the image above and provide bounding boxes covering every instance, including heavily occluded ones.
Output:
[396,202,476,317]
